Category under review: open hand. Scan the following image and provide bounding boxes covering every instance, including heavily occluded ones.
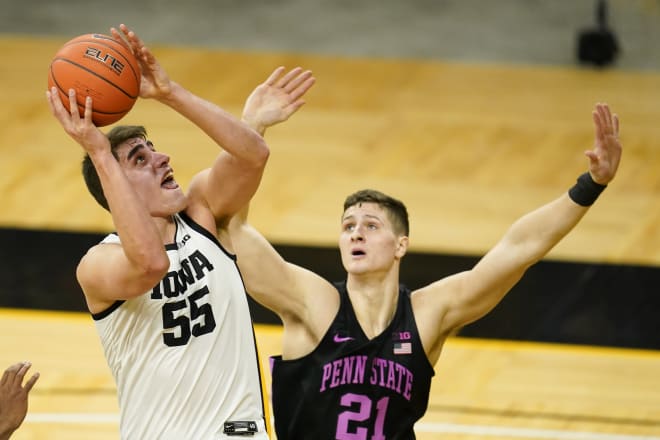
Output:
[111,24,172,100]
[242,66,316,134]
[0,362,39,437]
[46,86,110,155]
[587,103,622,185]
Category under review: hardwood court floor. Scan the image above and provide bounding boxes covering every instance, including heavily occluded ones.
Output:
[1,308,659,440]
[0,36,659,266]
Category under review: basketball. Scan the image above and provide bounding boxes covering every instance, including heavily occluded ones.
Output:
[48,33,140,126]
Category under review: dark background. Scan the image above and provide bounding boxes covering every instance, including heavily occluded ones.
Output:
[2,227,658,350]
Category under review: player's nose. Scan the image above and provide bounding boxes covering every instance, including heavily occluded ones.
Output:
[153,150,170,166]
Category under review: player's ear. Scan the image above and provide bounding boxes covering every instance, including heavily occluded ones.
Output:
[395,236,408,259]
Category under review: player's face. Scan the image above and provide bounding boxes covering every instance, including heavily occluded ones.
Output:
[116,137,187,217]
[339,202,407,276]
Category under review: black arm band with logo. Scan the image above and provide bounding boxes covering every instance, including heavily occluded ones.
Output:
[568,172,607,206]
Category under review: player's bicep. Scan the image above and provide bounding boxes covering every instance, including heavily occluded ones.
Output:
[77,243,166,305]
[418,242,528,336]
[233,222,333,321]
[190,153,265,223]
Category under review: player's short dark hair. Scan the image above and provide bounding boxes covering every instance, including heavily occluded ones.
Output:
[343,189,409,236]
[81,125,147,211]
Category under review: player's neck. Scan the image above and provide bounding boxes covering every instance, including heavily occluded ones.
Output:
[346,273,399,339]
[152,215,177,244]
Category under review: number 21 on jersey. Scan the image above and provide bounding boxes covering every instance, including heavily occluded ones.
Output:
[336,393,389,440]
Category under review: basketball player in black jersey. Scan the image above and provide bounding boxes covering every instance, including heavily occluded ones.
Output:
[232,102,622,439]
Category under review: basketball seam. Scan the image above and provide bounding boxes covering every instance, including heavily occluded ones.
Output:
[51,57,138,102]
[48,65,131,116]
[61,36,140,86]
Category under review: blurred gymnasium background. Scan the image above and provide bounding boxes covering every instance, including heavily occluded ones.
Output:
[0,0,659,438]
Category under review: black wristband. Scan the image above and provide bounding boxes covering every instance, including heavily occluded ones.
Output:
[568,172,607,206]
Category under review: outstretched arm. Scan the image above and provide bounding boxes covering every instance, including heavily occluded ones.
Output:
[413,103,623,364]
[230,65,325,319]
[228,66,315,319]
[0,362,39,440]
[232,64,316,227]
[227,68,337,358]
[228,212,340,359]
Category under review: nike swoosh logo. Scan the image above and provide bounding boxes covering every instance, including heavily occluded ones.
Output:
[334,334,355,343]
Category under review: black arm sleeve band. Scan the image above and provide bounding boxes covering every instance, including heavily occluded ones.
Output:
[568,172,607,206]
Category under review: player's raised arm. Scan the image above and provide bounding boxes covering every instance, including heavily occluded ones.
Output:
[413,103,623,364]
[113,24,271,223]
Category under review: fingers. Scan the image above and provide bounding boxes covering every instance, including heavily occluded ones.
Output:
[593,102,617,136]
[45,88,58,115]
[275,67,303,88]
[68,89,81,120]
[83,95,94,123]
[264,66,286,86]
[613,114,620,137]
[592,109,602,141]
[109,26,130,52]
[592,102,622,150]
[0,362,19,386]
[24,372,40,393]
[1,362,36,389]
[288,76,316,102]
[46,86,98,134]
[118,24,148,60]
[110,24,151,70]
[46,86,69,116]
[15,362,36,390]
[284,100,307,116]
[270,67,315,95]
[587,102,623,184]
[285,70,314,95]
[47,87,90,119]
[16,361,31,381]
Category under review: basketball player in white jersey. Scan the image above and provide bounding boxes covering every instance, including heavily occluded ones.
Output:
[46,24,315,439]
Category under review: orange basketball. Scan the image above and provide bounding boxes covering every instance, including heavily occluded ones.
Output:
[48,33,140,127]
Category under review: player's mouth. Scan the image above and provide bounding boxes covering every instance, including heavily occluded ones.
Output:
[161,170,178,189]
[351,248,366,257]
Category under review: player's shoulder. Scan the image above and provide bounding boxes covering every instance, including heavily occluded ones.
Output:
[78,238,121,272]
[186,168,211,200]
[75,241,117,299]
[182,203,218,239]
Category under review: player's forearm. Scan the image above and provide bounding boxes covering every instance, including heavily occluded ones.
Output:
[91,152,168,269]
[505,193,588,264]
[159,82,269,167]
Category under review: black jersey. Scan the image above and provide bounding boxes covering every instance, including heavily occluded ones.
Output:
[270,282,435,440]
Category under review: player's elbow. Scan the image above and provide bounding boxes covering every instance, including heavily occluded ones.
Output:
[250,138,270,169]
[142,253,171,278]
[130,251,170,286]
[123,258,169,298]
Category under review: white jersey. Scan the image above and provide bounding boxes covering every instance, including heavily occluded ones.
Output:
[93,212,269,440]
